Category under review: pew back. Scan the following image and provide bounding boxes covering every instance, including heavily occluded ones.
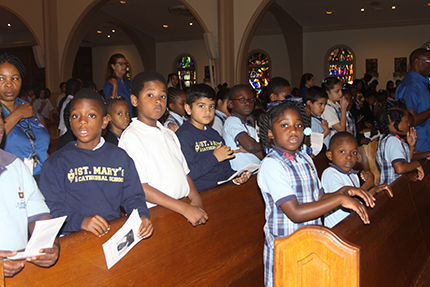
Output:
[4,176,265,287]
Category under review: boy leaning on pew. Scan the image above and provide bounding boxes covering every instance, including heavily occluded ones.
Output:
[321,132,393,228]
[0,105,59,277]
[39,89,153,238]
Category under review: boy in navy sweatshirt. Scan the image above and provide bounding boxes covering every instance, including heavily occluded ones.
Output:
[39,89,153,238]
[176,84,251,192]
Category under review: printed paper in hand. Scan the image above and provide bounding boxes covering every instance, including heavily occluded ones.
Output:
[217,163,260,185]
[7,216,66,260]
[102,209,142,269]
[310,132,324,156]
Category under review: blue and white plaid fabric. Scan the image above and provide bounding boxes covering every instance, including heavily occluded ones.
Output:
[258,146,323,287]
[377,133,411,185]
[346,111,356,137]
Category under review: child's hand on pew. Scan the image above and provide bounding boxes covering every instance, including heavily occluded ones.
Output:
[27,239,60,268]
[1,251,24,277]
[344,187,376,209]
[183,205,208,226]
[369,184,393,197]
[416,165,425,181]
[81,215,110,237]
[340,196,370,225]
[360,171,374,183]
[138,216,153,239]
[232,171,252,185]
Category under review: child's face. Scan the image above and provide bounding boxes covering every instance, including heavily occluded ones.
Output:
[171,75,179,87]
[185,97,216,130]
[39,90,45,99]
[326,136,358,172]
[307,97,327,117]
[366,96,376,106]
[389,112,409,136]
[327,83,342,102]
[0,63,22,104]
[70,99,108,150]
[270,86,291,102]
[169,92,186,116]
[131,80,167,127]
[228,88,255,120]
[108,102,130,133]
[268,109,304,154]
[343,92,353,111]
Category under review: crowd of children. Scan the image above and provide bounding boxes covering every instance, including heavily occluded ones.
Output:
[2,51,429,286]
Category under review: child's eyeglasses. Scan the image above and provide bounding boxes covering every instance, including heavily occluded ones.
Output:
[232,98,257,104]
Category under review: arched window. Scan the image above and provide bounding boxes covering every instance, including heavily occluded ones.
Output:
[327,47,354,86]
[176,55,196,88]
[247,51,270,95]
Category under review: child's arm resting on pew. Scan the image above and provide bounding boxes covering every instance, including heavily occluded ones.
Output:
[1,251,23,277]
[138,216,153,239]
[81,215,110,237]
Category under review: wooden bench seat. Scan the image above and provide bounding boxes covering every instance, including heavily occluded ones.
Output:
[274,161,430,287]
[3,176,265,287]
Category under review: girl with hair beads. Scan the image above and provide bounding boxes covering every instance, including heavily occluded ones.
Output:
[257,102,375,287]
[164,87,187,132]
[103,97,130,145]
[321,77,349,140]
[376,100,430,185]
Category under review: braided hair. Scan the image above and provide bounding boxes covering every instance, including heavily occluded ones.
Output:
[376,100,407,136]
[0,53,26,79]
[167,87,185,107]
[259,102,310,150]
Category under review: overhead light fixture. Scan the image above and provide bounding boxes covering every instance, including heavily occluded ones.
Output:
[97,30,102,34]
[7,23,11,27]
[163,24,168,28]
[120,0,126,4]
[326,11,332,15]
[112,29,116,33]
[361,8,365,12]
[107,34,111,38]
[391,5,396,9]
[189,22,193,26]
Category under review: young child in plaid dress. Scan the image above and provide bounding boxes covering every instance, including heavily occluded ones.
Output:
[257,102,376,287]
[376,100,430,184]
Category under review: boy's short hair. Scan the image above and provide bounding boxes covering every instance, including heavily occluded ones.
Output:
[131,71,166,97]
[329,131,357,149]
[364,89,377,99]
[186,83,216,106]
[228,84,252,100]
[304,86,328,103]
[266,77,290,98]
[70,88,107,116]
[105,96,127,114]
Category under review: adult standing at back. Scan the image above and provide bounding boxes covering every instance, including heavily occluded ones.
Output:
[103,53,134,117]
[299,73,314,99]
[396,48,430,152]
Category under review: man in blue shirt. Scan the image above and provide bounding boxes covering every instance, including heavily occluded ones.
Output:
[396,48,430,152]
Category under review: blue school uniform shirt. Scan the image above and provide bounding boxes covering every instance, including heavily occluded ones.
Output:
[2,98,50,176]
[311,115,330,149]
[257,146,323,287]
[103,76,134,118]
[376,133,411,185]
[322,163,360,228]
[223,114,261,171]
[347,110,356,137]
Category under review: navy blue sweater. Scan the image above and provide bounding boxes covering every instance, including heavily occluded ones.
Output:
[39,141,150,235]
[176,121,235,192]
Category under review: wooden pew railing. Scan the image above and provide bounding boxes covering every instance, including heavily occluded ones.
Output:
[274,161,430,287]
[3,176,265,287]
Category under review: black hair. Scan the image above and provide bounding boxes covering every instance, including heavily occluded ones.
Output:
[131,71,166,97]
[185,83,216,106]
[299,73,313,90]
[228,84,253,100]
[328,131,357,149]
[266,77,290,101]
[304,86,328,104]
[216,87,230,104]
[81,81,98,91]
[66,78,82,96]
[60,82,66,90]
[258,101,310,150]
[70,88,107,116]
[105,96,128,114]
[322,76,341,92]
[35,87,48,99]
[167,87,185,107]
[0,53,26,79]
[376,100,407,136]
[364,89,377,99]
[386,80,394,91]
[410,48,429,64]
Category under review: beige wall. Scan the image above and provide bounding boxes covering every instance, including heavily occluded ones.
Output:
[303,24,430,87]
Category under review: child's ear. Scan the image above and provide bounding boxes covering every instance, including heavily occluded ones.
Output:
[168,102,175,111]
[102,115,109,130]
[184,103,192,116]
[268,129,274,140]
[131,94,138,107]
[326,150,333,161]
[227,99,234,109]
[107,114,112,122]
[306,100,312,106]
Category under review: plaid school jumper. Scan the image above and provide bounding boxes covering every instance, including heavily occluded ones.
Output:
[257,146,323,287]
[377,133,411,185]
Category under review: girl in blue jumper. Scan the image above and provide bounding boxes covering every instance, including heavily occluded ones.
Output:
[257,102,375,287]
[376,100,430,185]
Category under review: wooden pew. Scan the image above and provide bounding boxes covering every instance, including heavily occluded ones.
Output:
[3,176,265,287]
[274,161,430,287]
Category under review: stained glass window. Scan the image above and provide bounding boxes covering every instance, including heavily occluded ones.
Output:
[248,52,270,95]
[328,48,354,86]
[177,56,196,87]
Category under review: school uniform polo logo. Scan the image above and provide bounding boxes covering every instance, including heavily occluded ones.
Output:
[16,186,26,209]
